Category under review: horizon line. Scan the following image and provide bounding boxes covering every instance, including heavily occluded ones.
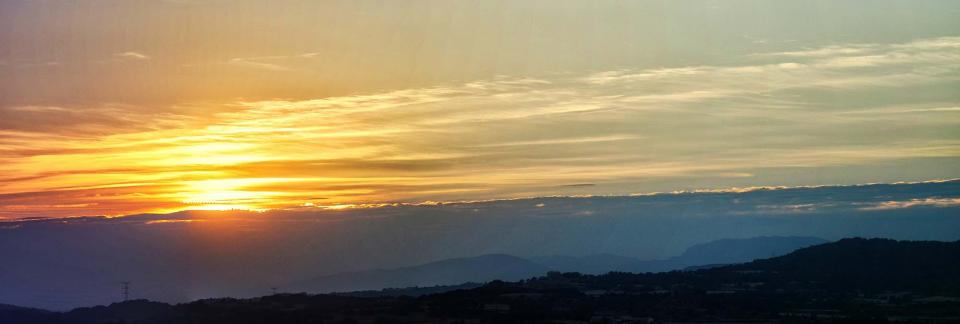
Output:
[3,177,957,223]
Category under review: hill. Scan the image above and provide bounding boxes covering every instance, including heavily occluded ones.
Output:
[5,238,959,323]
[0,303,50,324]
[530,236,826,273]
[289,254,549,293]
[675,235,827,266]
[726,237,960,293]
[290,236,825,294]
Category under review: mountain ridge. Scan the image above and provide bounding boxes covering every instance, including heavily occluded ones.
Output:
[289,254,549,293]
[4,237,958,323]
[290,236,827,294]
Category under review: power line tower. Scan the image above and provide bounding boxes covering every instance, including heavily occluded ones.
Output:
[121,282,130,302]
[271,287,278,295]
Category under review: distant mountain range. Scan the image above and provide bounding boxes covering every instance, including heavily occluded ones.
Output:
[531,236,827,274]
[3,179,958,311]
[5,238,958,323]
[290,236,826,294]
[289,254,548,293]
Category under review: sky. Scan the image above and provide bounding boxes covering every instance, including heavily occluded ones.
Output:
[1,0,959,218]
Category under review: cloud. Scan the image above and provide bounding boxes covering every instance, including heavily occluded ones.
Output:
[226,53,321,71]
[6,105,70,112]
[116,51,151,60]
[582,67,706,84]
[757,45,874,58]
[738,203,827,215]
[145,219,204,224]
[0,59,61,68]
[228,58,293,71]
[0,104,184,135]
[2,36,959,218]
[472,135,641,148]
[859,197,960,211]
[756,37,960,58]
[840,106,960,115]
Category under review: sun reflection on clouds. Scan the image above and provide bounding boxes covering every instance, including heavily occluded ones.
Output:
[145,219,205,225]
[177,178,308,211]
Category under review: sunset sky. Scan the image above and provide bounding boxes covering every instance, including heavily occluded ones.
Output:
[1,0,959,218]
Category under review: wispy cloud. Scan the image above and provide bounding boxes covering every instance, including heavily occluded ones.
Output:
[859,197,960,211]
[472,135,641,148]
[841,106,960,115]
[226,53,320,71]
[116,51,151,60]
[2,36,959,218]
[227,58,293,71]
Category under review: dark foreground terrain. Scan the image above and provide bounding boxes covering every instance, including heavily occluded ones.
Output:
[3,238,959,324]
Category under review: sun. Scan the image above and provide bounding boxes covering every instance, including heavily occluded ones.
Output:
[179,178,285,211]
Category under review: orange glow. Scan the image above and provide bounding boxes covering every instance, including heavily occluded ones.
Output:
[145,219,205,225]
[3,35,960,219]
